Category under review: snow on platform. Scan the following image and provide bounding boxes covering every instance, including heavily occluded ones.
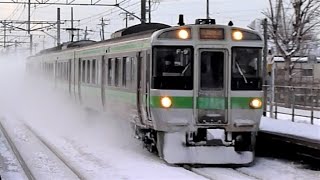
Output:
[260,117,320,142]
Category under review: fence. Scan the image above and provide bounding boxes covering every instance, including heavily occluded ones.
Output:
[265,85,320,125]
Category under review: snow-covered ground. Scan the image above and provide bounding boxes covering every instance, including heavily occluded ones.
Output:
[0,55,319,179]
[0,55,205,179]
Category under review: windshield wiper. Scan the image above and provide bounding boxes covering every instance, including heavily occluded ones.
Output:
[181,62,191,76]
[235,61,248,83]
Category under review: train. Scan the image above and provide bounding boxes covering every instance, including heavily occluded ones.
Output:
[27,17,264,165]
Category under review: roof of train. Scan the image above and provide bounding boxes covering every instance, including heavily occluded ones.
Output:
[37,23,171,55]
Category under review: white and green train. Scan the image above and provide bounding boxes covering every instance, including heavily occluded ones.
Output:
[27,18,264,165]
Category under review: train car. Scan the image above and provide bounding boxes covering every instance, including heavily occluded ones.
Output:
[27,17,264,165]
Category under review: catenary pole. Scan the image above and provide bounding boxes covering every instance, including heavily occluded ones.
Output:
[57,8,61,46]
[141,0,146,23]
[263,18,268,116]
[207,0,210,19]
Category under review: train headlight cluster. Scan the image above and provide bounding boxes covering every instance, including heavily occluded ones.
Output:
[249,98,262,109]
[178,29,190,39]
[161,96,172,108]
[232,30,243,41]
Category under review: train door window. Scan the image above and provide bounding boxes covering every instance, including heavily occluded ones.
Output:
[107,58,112,86]
[82,60,86,83]
[200,51,224,90]
[92,59,96,84]
[87,60,91,83]
[131,57,137,89]
[122,57,127,87]
[126,57,132,88]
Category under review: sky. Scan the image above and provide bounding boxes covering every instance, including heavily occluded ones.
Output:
[0,0,269,52]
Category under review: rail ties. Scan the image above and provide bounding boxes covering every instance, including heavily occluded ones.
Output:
[24,124,85,180]
[0,121,35,180]
[256,130,320,170]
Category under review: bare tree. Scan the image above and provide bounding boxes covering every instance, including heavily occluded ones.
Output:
[265,0,320,86]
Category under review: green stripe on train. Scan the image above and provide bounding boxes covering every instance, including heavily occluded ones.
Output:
[150,96,262,109]
[103,89,262,109]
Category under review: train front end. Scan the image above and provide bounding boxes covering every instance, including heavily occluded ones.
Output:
[149,20,264,165]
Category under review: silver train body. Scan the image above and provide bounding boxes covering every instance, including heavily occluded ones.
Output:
[27,20,264,165]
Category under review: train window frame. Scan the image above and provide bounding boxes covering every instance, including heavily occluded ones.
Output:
[107,58,112,86]
[200,51,225,90]
[92,59,96,84]
[125,57,132,88]
[114,58,120,87]
[152,46,194,90]
[81,60,86,83]
[131,57,137,89]
[87,60,91,84]
[231,47,262,91]
[122,57,127,87]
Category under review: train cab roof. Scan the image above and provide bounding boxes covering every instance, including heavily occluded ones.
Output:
[111,23,171,39]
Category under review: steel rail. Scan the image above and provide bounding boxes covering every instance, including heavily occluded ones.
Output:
[0,119,35,180]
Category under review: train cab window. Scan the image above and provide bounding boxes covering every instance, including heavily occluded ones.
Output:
[152,46,193,90]
[92,59,96,84]
[200,51,224,90]
[231,47,262,90]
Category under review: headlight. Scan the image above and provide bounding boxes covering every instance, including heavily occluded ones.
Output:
[178,29,189,39]
[232,30,243,40]
[161,96,172,108]
[249,98,262,109]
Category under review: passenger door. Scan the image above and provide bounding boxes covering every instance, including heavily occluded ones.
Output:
[137,51,150,125]
[197,49,228,125]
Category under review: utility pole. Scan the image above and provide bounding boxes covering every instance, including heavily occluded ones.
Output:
[28,0,31,34]
[28,0,32,54]
[206,0,210,19]
[263,18,268,116]
[141,0,146,24]
[100,18,107,40]
[148,0,151,23]
[71,7,74,42]
[57,8,61,46]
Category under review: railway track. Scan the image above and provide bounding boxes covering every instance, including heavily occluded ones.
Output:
[256,130,320,170]
[0,120,35,180]
[0,117,84,180]
[184,165,260,180]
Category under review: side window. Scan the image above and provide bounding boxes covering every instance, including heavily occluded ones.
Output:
[114,58,119,87]
[82,60,86,83]
[131,57,137,89]
[107,58,112,86]
[126,57,132,88]
[92,59,96,84]
[122,57,127,87]
[87,60,91,83]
